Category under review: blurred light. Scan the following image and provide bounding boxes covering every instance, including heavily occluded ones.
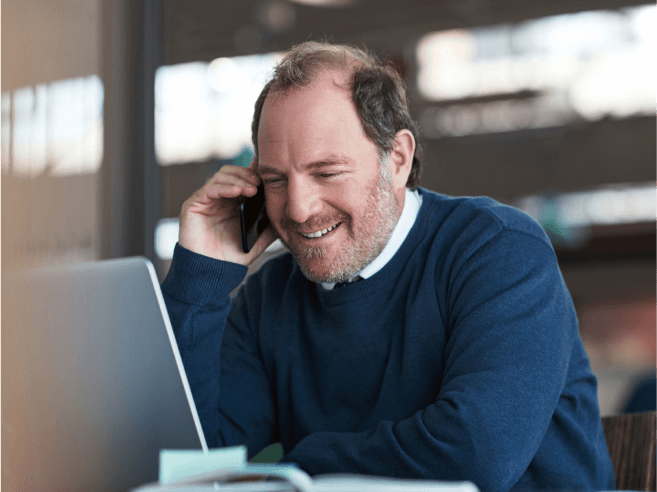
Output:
[452,106,479,136]
[520,10,626,56]
[2,76,103,177]
[516,183,656,231]
[423,93,575,138]
[516,195,544,222]
[155,218,180,260]
[1,93,10,172]
[569,50,655,120]
[417,4,656,137]
[631,4,656,44]
[156,53,282,165]
[207,58,242,92]
[417,30,476,99]
[417,30,475,67]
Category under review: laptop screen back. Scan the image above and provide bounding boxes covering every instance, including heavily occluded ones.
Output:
[2,257,206,492]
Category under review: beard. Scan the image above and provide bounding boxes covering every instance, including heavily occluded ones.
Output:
[278,161,400,284]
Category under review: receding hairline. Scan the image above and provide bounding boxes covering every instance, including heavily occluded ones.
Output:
[252,43,383,156]
[256,68,368,158]
[263,66,355,107]
[267,44,376,94]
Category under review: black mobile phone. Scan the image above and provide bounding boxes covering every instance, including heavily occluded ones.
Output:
[239,184,270,253]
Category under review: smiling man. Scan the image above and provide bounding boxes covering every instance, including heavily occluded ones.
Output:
[162,42,614,492]
[255,68,407,284]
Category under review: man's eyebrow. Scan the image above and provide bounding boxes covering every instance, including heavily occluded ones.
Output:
[257,164,283,176]
[304,155,355,170]
[258,154,355,176]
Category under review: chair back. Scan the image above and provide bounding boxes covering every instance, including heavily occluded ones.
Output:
[601,411,656,491]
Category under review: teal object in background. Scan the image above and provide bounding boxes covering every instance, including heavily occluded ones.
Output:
[233,148,254,167]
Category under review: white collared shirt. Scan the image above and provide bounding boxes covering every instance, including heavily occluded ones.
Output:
[322,188,422,289]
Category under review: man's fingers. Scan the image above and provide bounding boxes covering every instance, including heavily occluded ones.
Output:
[202,183,242,200]
[195,166,261,201]
[210,165,260,186]
[203,181,254,199]
[179,163,265,265]
[207,171,256,189]
[200,174,259,202]
[250,225,279,258]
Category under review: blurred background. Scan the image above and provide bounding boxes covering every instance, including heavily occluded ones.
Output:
[2,0,655,416]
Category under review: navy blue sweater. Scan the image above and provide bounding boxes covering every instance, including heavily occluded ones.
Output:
[162,189,614,492]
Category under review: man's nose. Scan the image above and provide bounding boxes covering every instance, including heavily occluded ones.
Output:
[285,180,322,224]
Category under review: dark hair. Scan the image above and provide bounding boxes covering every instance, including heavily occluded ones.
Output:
[251,41,422,189]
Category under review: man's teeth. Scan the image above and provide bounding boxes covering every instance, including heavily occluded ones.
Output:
[301,223,339,238]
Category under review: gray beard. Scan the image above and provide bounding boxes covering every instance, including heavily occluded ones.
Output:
[282,163,399,284]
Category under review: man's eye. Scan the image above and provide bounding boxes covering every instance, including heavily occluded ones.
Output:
[319,172,341,179]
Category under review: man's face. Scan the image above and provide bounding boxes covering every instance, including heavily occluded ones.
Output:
[257,70,402,283]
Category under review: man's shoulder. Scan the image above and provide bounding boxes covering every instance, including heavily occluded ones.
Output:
[418,188,550,246]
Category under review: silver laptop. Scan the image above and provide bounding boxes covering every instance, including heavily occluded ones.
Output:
[2,257,208,492]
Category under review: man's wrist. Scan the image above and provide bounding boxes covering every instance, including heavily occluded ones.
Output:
[162,243,248,305]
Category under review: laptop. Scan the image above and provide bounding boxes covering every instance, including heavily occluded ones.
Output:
[2,257,208,492]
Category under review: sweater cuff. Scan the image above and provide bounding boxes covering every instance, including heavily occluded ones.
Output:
[161,242,248,305]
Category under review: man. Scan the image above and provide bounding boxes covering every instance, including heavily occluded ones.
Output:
[162,42,615,491]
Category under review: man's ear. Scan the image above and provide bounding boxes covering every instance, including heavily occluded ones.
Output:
[387,129,415,192]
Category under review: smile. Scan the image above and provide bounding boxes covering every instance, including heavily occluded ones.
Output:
[299,222,341,239]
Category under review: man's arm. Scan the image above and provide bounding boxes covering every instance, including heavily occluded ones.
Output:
[279,231,589,492]
[161,243,278,454]
[162,163,278,452]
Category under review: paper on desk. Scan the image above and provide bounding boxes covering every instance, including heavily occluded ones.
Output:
[312,475,480,492]
[159,445,247,484]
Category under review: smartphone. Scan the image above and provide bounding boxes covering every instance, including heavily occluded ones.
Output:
[239,184,270,253]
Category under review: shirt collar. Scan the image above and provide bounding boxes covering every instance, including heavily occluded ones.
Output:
[321,188,422,289]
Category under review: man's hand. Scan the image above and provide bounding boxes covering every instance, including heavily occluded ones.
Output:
[179,162,277,265]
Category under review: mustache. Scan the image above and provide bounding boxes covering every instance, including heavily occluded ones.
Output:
[280,211,347,232]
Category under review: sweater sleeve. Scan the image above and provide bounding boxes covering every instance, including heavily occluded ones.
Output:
[281,229,580,492]
[161,243,276,454]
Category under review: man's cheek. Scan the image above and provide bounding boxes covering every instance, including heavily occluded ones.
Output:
[270,216,288,241]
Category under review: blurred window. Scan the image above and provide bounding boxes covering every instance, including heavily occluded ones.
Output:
[155,52,283,166]
[417,4,656,137]
[1,76,104,177]
[515,182,655,244]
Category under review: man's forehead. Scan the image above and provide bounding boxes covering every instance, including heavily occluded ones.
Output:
[255,66,377,172]
[259,72,360,138]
